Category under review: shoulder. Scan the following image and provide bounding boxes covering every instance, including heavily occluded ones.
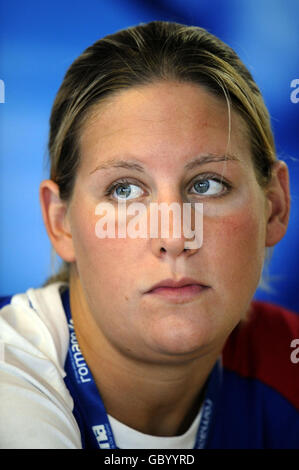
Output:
[0,282,71,401]
[0,282,70,365]
[222,300,299,411]
[0,282,81,448]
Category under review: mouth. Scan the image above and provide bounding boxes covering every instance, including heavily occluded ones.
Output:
[144,277,209,303]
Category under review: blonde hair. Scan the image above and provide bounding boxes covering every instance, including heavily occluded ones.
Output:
[43,21,276,286]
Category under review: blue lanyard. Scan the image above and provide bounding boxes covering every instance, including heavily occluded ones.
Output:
[61,287,222,449]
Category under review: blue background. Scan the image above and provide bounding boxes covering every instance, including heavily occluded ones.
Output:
[0,0,298,312]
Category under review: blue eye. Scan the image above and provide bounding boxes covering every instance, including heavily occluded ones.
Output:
[191,177,229,196]
[106,180,144,201]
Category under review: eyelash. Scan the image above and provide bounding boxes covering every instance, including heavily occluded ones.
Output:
[104,178,146,199]
[188,173,232,197]
[104,174,232,200]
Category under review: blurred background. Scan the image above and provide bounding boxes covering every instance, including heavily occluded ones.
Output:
[0,0,298,312]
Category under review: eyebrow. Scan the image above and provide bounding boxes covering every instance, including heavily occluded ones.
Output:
[184,153,240,170]
[89,153,240,175]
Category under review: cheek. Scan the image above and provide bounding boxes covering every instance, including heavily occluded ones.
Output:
[203,202,266,286]
[71,202,143,290]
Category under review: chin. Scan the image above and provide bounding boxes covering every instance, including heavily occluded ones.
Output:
[148,319,219,361]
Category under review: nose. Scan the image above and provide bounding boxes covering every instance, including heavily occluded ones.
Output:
[152,239,198,259]
[149,199,202,260]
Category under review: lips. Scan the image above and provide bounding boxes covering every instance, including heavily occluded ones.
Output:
[144,277,209,303]
[146,277,205,292]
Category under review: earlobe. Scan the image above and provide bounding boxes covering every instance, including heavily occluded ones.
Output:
[265,161,290,247]
[39,179,76,262]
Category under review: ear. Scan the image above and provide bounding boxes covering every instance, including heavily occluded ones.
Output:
[39,179,76,262]
[265,161,290,247]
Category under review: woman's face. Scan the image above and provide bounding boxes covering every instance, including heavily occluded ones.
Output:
[66,81,270,362]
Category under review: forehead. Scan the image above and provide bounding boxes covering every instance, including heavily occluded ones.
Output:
[79,81,251,170]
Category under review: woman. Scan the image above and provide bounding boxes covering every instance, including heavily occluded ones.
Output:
[0,21,298,449]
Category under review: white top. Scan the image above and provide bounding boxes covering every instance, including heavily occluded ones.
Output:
[108,410,202,449]
[0,282,202,449]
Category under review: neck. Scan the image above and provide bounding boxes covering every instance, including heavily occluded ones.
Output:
[69,270,222,437]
